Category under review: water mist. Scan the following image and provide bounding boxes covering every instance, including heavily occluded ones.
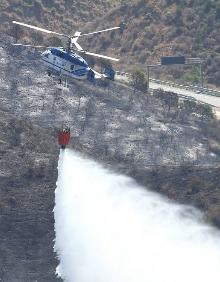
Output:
[54,149,220,282]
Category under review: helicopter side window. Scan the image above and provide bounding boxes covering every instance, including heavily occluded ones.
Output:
[52,50,61,58]
[58,51,63,58]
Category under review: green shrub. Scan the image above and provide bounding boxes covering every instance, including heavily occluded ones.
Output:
[130,69,148,93]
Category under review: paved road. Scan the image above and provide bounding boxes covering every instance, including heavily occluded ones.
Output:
[150,82,220,108]
[116,73,220,114]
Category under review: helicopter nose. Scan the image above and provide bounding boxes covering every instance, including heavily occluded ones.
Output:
[41,51,49,59]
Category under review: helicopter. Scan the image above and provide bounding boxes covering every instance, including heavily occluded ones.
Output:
[12,21,121,83]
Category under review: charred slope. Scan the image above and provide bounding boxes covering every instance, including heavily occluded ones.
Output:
[0,111,60,281]
[0,35,220,280]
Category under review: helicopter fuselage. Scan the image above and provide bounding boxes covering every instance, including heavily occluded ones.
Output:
[41,47,90,80]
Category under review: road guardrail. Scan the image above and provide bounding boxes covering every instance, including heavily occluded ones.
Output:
[149,78,220,97]
[115,71,220,98]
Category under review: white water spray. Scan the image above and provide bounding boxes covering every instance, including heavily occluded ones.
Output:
[54,149,220,282]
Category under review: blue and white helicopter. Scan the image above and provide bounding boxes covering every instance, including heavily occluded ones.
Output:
[12,21,120,83]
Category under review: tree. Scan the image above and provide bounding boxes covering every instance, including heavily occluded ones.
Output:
[199,104,214,120]
[130,69,148,94]
[183,100,197,113]
[7,25,24,42]
[154,90,179,111]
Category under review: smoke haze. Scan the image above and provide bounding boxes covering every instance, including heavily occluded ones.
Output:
[54,149,220,282]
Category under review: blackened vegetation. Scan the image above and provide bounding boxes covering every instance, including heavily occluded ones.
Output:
[0,35,220,281]
[0,112,60,281]
[129,165,220,228]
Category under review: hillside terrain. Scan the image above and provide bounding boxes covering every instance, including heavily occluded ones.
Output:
[88,0,220,86]
[0,33,220,280]
[0,0,124,56]
[0,110,60,281]
[0,0,121,31]
[1,0,220,87]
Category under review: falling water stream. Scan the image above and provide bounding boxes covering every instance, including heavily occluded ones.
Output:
[54,149,220,282]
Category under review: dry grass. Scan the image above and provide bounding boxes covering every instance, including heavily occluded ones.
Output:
[1,0,220,87]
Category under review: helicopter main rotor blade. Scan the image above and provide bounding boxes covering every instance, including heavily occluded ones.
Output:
[79,26,120,37]
[12,43,48,49]
[12,21,70,38]
[77,50,119,62]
